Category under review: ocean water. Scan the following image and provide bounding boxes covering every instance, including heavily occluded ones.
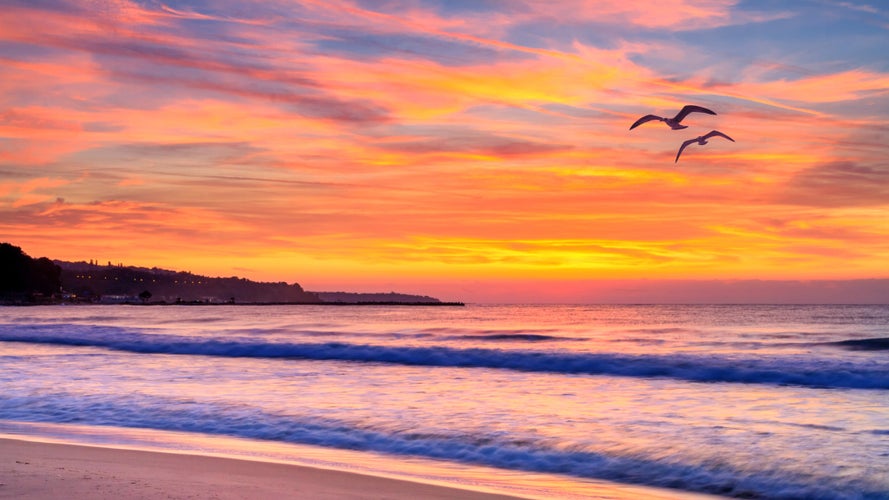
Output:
[0,304,887,499]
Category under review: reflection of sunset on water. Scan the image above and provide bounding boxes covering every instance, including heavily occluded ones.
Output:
[2,304,887,498]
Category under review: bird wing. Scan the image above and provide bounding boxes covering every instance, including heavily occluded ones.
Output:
[703,130,735,142]
[674,105,717,122]
[629,114,662,130]
[675,138,696,163]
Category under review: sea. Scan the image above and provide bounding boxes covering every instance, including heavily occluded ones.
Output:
[1,304,887,499]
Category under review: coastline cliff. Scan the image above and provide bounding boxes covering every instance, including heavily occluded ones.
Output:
[1,242,452,305]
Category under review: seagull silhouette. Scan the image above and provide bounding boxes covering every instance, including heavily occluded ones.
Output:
[630,105,716,130]
[675,130,735,163]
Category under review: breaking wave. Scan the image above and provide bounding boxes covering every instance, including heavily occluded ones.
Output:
[826,337,889,351]
[0,391,883,500]
[2,324,887,390]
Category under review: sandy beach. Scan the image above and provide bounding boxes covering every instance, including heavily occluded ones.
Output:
[0,438,529,500]
[0,437,724,500]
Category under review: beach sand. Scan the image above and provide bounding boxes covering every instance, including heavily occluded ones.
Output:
[0,438,532,500]
[0,437,718,499]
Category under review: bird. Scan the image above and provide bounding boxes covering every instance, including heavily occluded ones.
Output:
[629,105,716,130]
[675,130,735,163]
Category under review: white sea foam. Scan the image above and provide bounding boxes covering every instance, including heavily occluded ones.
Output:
[0,391,884,500]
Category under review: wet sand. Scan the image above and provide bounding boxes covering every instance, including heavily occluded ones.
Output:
[0,437,720,499]
[0,438,525,500]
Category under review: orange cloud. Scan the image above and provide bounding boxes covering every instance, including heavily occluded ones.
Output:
[1,178,69,208]
[1,0,887,301]
[716,70,889,104]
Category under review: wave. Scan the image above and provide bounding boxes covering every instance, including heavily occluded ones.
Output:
[1,324,888,389]
[450,333,569,342]
[826,337,889,351]
[621,327,699,334]
[1,392,883,500]
[417,326,570,341]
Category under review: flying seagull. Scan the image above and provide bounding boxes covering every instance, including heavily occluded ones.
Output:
[675,130,735,163]
[630,105,716,130]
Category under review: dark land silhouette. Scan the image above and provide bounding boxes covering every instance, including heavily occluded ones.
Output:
[313,291,443,305]
[1,242,456,305]
[0,243,62,303]
[56,259,321,304]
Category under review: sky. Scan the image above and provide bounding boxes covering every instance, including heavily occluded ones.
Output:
[1,0,888,303]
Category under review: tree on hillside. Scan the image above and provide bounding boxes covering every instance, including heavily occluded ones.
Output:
[30,257,62,295]
[0,243,61,299]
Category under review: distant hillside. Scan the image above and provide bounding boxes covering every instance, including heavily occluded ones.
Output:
[312,291,442,304]
[2,242,451,305]
[56,260,320,304]
[0,243,62,303]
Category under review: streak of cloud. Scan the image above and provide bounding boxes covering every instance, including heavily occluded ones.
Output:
[1,0,887,301]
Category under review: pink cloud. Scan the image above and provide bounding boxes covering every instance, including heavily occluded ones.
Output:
[1,177,69,208]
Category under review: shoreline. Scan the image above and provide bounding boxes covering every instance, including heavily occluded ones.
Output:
[0,432,724,500]
[0,437,523,500]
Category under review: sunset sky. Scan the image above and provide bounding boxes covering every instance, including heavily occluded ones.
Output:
[2,0,888,302]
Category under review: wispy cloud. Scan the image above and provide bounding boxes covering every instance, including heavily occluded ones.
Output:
[780,162,889,207]
[1,0,887,300]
